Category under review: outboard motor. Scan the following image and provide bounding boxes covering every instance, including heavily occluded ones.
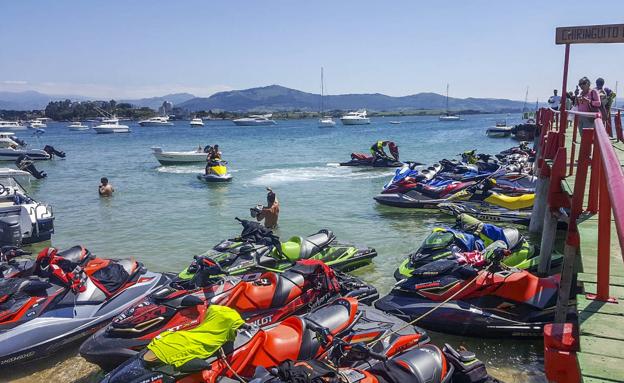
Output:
[0,213,24,247]
[16,154,47,179]
[43,145,66,159]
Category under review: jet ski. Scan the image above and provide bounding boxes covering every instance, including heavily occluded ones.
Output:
[194,218,377,275]
[80,258,378,370]
[251,341,501,383]
[197,159,232,182]
[393,214,554,280]
[439,201,534,226]
[99,297,430,383]
[339,153,404,168]
[376,247,574,338]
[0,246,172,367]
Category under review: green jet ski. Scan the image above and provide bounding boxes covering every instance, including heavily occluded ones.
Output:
[182,218,377,277]
[394,213,561,280]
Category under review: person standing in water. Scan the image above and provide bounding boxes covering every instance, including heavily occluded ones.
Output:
[255,188,280,229]
[99,177,114,197]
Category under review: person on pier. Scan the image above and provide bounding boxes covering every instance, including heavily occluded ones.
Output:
[576,77,601,131]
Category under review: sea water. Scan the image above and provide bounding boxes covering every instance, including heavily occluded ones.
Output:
[3,114,545,382]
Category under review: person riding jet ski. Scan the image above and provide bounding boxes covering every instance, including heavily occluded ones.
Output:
[370,140,399,163]
[340,141,405,168]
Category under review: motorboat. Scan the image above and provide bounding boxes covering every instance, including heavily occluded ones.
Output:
[138,116,174,127]
[0,168,33,185]
[68,121,90,131]
[28,118,47,129]
[318,116,336,127]
[0,120,27,131]
[151,146,208,165]
[439,84,460,121]
[486,121,513,138]
[93,118,131,134]
[0,132,21,149]
[232,114,277,126]
[189,117,204,127]
[340,110,371,125]
[390,121,401,124]
[0,176,54,246]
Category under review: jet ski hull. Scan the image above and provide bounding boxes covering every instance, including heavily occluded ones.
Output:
[340,159,403,168]
[374,192,444,209]
[0,272,172,367]
[374,291,572,338]
[197,173,233,182]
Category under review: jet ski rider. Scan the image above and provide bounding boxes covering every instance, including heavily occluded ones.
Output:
[205,145,223,174]
[370,140,399,163]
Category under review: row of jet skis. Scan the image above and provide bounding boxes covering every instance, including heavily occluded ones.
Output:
[373,143,539,226]
[0,213,573,382]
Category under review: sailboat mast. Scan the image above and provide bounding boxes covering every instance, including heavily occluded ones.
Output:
[446,83,449,113]
[522,86,529,112]
[320,67,324,114]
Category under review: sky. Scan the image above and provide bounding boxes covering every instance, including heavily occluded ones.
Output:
[1,0,623,101]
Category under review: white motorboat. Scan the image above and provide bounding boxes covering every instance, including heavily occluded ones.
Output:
[439,84,460,121]
[0,132,21,149]
[68,121,90,131]
[486,121,513,138]
[389,121,401,124]
[0,120,27,131]
[151,147,208,165]
[138,116,174,126]
[0,132,51,161]
[190,118,204,127]
[340,110,370,125]
[93,118,131,134]
[318,67,336,128]
[0,176,54,246]
[28,118,47,129]
[0,168,33,185]
[232,114,277,126]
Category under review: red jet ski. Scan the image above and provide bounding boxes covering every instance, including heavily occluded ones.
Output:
[80,258,378,371]
[99,297,430,383]
[375,249,574,338]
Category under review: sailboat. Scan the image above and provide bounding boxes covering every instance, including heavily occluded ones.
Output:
[318,67,336,127]
[439,83,460,121]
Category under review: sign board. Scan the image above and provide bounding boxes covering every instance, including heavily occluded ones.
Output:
[556,24,624,45]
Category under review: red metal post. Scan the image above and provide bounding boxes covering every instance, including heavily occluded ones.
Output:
[559,44,570,133]
[587,130,600,213]
[616,110,623,142]
[568,115,579,176]
[593,154,613,301]
[569,129,594,229]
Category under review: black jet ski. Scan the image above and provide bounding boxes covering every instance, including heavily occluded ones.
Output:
[340,153,404,168]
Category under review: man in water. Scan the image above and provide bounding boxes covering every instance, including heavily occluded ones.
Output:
[548,89,561,110]
[255,188,279,229]
[99,177,114,197]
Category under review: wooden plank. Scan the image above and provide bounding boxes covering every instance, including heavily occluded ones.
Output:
[578,272,624,286]
[580,336,624,358]
[577,352,624,381]
[577,295,624,316]
[582,282,624,299]
[582,377,623,383]
[578,311,624,341]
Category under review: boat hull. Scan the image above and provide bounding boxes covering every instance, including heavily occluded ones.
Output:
[138,122,174,127]
[0,149,50,161]
[232,120,277,126]
[93,126,130,134]
[486,127,512,138]
[340,118,370,125]
[197,173,233,182]
[152,150,207,165]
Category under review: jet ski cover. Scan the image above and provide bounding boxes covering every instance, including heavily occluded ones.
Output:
[147,305,245,367]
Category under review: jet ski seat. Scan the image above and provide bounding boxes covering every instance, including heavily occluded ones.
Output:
[270,271,305,307]
[370,344,447,383]
[486,192,534,210]
[56,245,92,266]
[298,230,335,259]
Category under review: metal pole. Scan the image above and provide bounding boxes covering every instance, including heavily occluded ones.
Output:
[559,44,570,132]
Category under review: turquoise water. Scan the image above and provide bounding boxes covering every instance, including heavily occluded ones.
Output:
[6,115,545,382]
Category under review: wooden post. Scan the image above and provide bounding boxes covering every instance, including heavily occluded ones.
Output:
[538,207,558,275]
[554,242,577,322]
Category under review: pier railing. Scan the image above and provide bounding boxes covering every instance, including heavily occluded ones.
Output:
[534,107,624,382]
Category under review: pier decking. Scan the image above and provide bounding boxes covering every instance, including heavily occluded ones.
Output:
[573,138,624,382]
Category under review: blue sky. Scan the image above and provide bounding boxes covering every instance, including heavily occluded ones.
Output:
[1,0,623,101]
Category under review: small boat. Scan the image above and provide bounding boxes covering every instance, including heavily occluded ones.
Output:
[68,121,90,131]
[93,118,130,134]
[138,116,174,126]
[151,147,208,165]
[0,168,33,185]
[0,120,27,131]
[318,67,336,128]
[486,121,513,138]
[389,121,401,124]
[28,118,47,129]
[0,132,51,161]
[232,114,277,126]
[189,118,204,127]
[439,84,460,121]
[340,110,371,125]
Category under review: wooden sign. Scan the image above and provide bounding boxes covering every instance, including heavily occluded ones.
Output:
[556,24,624,45]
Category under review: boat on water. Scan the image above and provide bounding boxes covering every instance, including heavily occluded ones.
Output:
[151,146,208,165]
[0,120,27,131]
[0,132,52,161]
[390,121,401,124]
[28,118,47,129]
[68,121,90,131]
[0,168,33,185]
[486,121,513,138]
[439,84,460,121]
[138,116,174,127]
[340,110,370,125]
[0,176,54,246]
[93,117,131,134]
[232,114,277,126]
[318,67,336,127]
[189,117,204,127]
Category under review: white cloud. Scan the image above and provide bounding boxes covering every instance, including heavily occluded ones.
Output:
[2,80,28,85]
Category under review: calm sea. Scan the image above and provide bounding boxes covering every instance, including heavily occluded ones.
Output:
[3,114,545,382]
